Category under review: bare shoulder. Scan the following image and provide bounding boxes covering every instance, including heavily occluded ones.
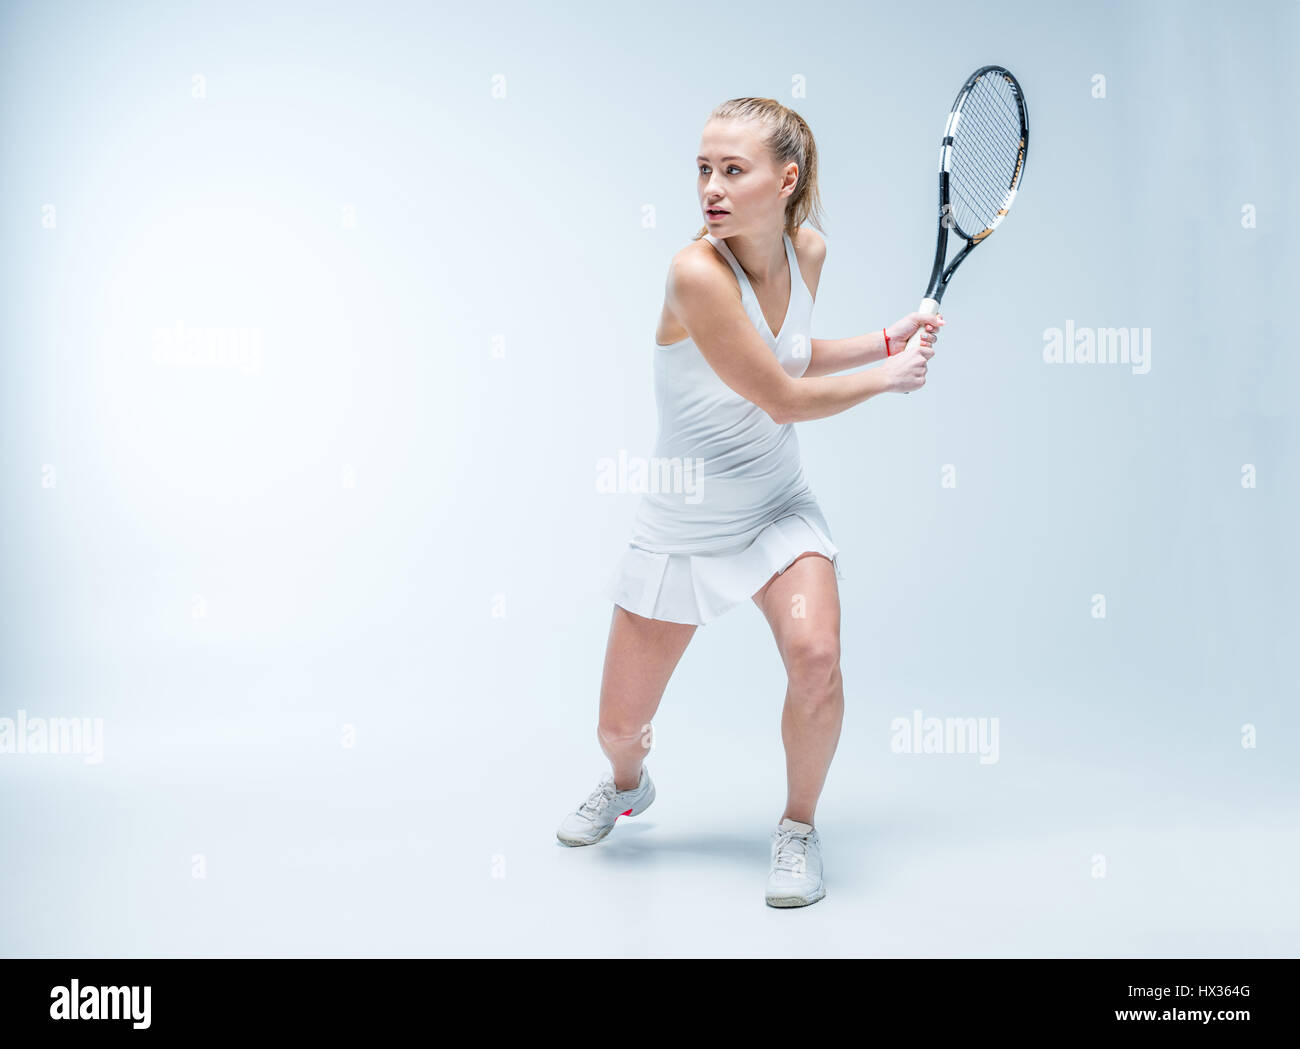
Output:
[793,226,826,259]
[670,236,731,279]
[665,237,739,302]
[792,227,827,296]
[655,237,738,345]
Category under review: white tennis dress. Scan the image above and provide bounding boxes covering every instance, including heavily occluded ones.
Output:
[604,229,845,625]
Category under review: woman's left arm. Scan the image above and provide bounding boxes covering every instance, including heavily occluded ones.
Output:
[806,317,943,378]
[797,232,944,378]
[804,332,888,377]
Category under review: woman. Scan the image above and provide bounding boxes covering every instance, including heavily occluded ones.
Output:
[557,97,942,908]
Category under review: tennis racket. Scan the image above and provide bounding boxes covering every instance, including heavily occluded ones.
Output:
[900,64,1029,393]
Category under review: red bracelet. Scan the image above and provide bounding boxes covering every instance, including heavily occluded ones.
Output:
[883,327,891,356]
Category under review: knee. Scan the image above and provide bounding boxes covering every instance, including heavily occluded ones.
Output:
[785,633,841,693]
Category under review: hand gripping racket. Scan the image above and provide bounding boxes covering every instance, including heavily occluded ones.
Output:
[900,64,1029,393]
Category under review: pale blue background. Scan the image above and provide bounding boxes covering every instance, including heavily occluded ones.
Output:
[1,0,1296,956]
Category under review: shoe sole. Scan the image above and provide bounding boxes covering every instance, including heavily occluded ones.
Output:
[556,781,655,847]
[765,884,827,908]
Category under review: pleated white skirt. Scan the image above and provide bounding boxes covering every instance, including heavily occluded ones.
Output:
[604,508,845,626]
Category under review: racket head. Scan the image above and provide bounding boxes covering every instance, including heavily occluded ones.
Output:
[941,65,1029,245]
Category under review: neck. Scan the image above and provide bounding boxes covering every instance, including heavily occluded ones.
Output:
[721,229,786,284]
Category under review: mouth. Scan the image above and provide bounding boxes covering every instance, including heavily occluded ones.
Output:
[705,208,730,221]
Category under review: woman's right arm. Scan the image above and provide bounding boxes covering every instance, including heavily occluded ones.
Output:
[669,250,931,424]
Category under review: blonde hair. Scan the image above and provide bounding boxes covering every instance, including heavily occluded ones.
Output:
[694,97,826,243]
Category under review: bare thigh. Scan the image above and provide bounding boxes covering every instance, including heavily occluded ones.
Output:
[598,605,697,736]
[752,552,841,669]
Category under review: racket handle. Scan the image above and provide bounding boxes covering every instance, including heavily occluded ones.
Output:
[900,296,940,395]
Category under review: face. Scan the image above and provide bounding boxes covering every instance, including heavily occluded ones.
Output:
[697,119,796,234]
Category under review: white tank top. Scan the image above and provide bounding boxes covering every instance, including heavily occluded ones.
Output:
[630,231,819,555]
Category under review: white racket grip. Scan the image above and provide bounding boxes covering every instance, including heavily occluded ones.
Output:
[900,296,940,395]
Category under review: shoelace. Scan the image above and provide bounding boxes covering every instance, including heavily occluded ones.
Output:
[773,828,812,873]
[578,777,617,819]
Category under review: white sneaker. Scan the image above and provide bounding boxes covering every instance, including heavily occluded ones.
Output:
[765,817,826,907]
[556,765,655,846]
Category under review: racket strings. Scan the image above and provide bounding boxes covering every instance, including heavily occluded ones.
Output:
[948,84,1021,232]
[955,93,1012,178]
[957,79,1021,168]
[951,88,1018,205]
[947,74,1025,240]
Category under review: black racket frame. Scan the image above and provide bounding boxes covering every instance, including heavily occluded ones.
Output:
[922,64,1029,305]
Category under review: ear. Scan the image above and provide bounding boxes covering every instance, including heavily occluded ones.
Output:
[782,161,799,197]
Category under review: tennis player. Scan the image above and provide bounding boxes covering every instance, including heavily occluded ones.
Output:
[558,97,943,908]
